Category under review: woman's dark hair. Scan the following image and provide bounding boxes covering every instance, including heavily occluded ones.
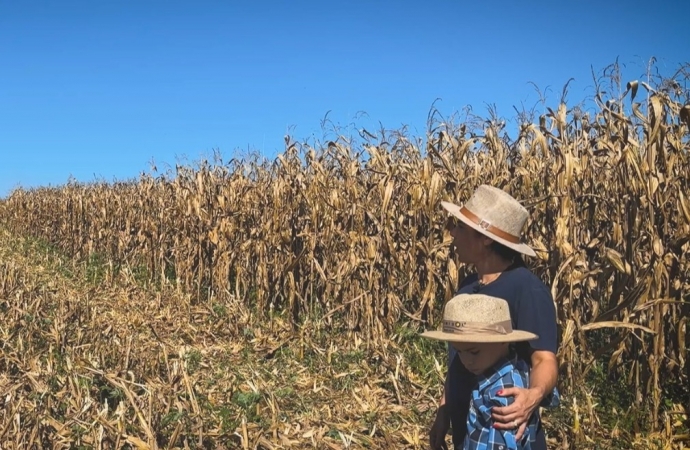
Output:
[490,241,526,268]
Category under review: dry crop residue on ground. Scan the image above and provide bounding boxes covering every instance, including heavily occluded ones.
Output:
[0,228,454,449]
[1,230,677,449]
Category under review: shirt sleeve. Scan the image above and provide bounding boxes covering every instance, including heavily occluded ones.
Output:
[474,383,510,423]
[515,280,558,354]
[472,373,516,425]
[482,382,519,450]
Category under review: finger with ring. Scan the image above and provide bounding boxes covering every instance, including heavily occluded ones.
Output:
[512,420,519,428]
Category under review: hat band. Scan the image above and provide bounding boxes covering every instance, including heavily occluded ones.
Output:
[442,319,513,335]
[459,207,521,244]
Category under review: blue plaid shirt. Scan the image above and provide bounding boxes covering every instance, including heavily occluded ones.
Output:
[464,354,559,450]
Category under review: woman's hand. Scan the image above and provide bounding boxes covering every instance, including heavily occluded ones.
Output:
[490,386,542,440]
[429,404,450,449]
[492,350,558,440]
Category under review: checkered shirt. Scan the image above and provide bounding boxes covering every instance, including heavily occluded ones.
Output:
[464,356,538,450]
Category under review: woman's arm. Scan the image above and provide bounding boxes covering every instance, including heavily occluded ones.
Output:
[527,350,558,400]
[490,350,558,438]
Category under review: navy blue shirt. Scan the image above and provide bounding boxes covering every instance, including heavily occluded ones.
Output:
[446,266,558,450]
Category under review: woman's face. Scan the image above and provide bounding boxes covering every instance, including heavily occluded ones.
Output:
[446,217,489,264]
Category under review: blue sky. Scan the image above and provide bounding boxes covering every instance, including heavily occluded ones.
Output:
[1,0,688,197]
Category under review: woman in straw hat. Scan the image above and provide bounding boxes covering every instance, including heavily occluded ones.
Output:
[428,185,559,450]
[422,293,544,449]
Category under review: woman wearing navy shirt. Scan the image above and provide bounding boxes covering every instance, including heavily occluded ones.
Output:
[428,185,559,450]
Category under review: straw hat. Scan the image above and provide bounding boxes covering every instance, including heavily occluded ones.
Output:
[441,184,536,257]
[421,294,537,343]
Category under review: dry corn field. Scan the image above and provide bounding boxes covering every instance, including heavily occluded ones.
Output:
[1,64,689,448]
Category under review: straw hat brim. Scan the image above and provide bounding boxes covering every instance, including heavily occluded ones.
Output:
[441,201,537,257]
[421,329,538,343]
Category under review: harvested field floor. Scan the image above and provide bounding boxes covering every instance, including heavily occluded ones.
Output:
[0,229,675,449]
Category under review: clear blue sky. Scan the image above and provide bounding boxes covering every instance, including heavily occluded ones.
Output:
[1,0,688,197]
